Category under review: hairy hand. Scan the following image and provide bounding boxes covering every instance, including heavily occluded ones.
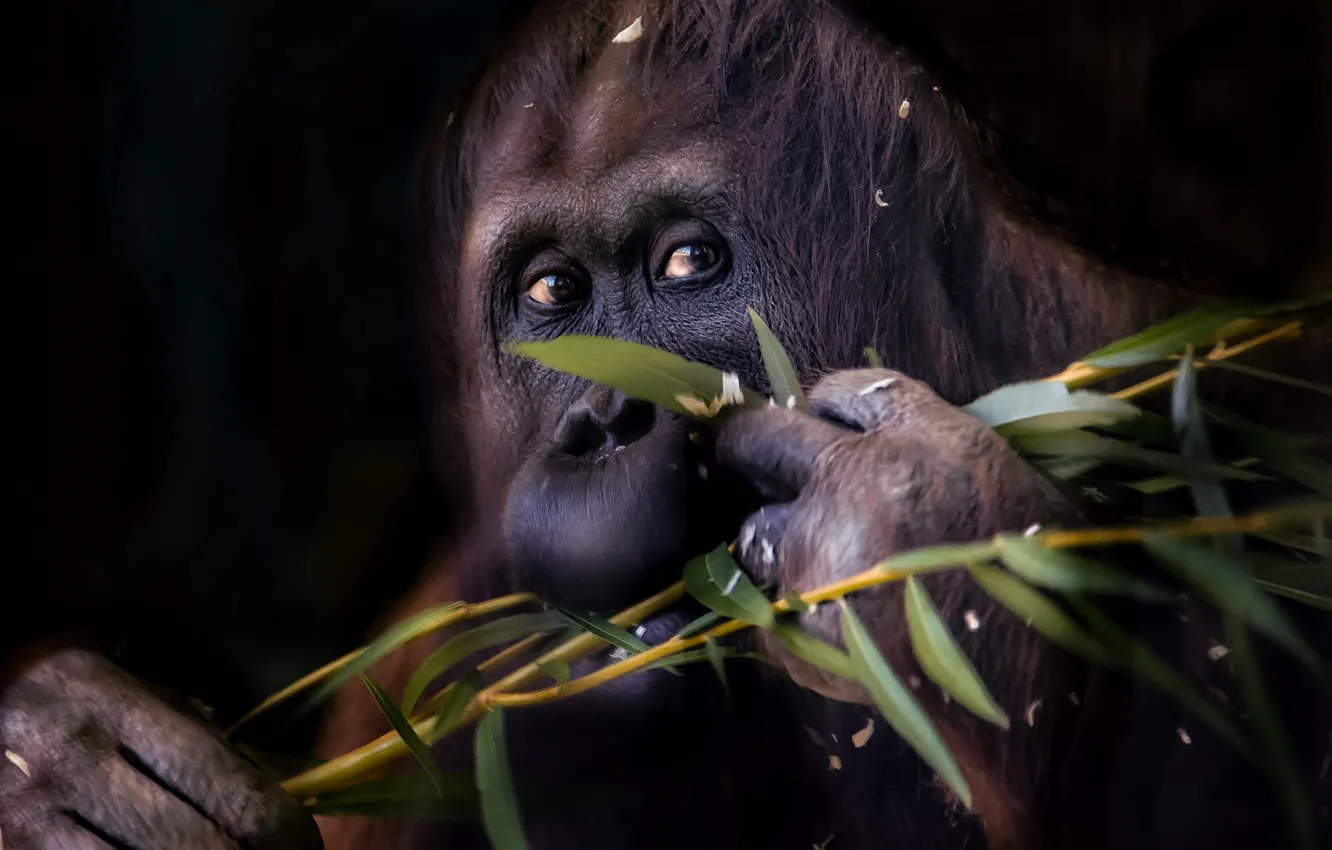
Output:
[0,648,322,850]
[714,368,1077,697]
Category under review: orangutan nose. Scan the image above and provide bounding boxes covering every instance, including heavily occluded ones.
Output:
[555,385,657,459]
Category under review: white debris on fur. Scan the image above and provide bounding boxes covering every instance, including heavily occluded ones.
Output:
[1177,728,1192,745]
[739,523,756,556]
[4,751,29,778]
[814,835,835,850]
[1023,523,1042,538]
[874,189,888,207]
[721,372,745,406]
[963,610,981,632]
[610,647,630,661]
[611,16,644,43]
[634,625,648,638]
[858,377,895,395]
[1069,692,1080,706]
[898,99,911,118]
[1208,643,1230,661]
[786,395,797,409]
[828,754,843,771]
[852,718,875,748]
[1025,699,1042,727]
[697,463,709,481]
[761,538,776,567]
[907,675,922,690]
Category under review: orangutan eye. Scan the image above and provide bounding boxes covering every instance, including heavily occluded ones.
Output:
[526,272,586,306]
[660,242,721,280]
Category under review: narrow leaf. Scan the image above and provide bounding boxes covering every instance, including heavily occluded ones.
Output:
[772,623,857,681]
[307,774,477,821]
[781,592,811,612]
[553,607,650,655]
[865,347,885,369]
[361,676,452,803]
[1225,616,1316,850]
[300,602,464,712]
[1143,534,1319,672]
[475,709,528,850]
[505,336,763,419]
[996,536,1170,601]
[536,659,570,685]
[963,381,1139,435]
[1172,344,1234,529]
[641,647,746,671]
[683,545,775,628]
[1205,359,1332,398]
[874,542,1001,576]
[749,307,808,410]
[1081,301,1274,368]
[1009,431,1269,481]
[433,670,482,737]
[904,578,1009,728]
[1249,555,1332,612]
[402,612,567,715]
[704,637,731,697]
[967,563,1110,664]
[674,609,725,639]
[840,602,972,808]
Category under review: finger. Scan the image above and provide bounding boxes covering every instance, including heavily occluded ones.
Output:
[114,696,320,850]
[61,751,238,850]
[713,406,846,499]
[807,368,949,432]
[735,502,799,584]
[20,813,119,850]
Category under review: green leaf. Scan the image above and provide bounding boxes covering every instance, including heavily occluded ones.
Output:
[1248,442,1332,499]
[505,336,763,419]
[1143,534,1319,672]
[640,647,747,672]
[361,676,453,804]
[536,659,570,685]
[475,709,528,850]
[967,563,1110,664]
[433,670,482,737]
[306,774,477,821]
[1035,456,1105,481]
[904,578,1010,728]
[683,545,775,628]
[771,623,857,681]
[301,603,464,712]
[962,381,1139,436]
[865,347,885,369]
[402,612,567,715]
[996,536,1170,601]
[840,602,971,808]
[674,609,725,639]
[749,307,807,410]
[1172,345,1235,531]
[552,607,650,655]
[1225,616,1316,850]
[1081,301,1276,368]
[1204,359,1332,398]
[704,637,731,697]
[873,542,1001,576]
[1008,431,1270,481]
[1254,529,1332,557]
[1068,598,1249,755]
[1249,555,1332,611]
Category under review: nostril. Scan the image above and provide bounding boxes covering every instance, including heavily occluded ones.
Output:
[554,388,658,458]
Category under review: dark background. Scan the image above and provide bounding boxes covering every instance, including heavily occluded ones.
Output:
[36,0,1328,753]
[40,0,536,742]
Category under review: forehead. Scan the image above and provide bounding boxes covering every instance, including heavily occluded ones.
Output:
[463,40,731,266]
